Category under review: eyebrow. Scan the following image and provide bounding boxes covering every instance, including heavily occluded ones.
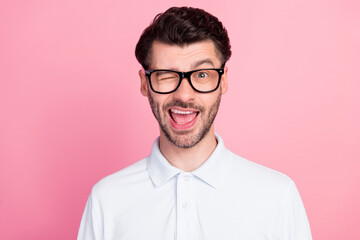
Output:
[190,59,215,69]
[150,59,216,71]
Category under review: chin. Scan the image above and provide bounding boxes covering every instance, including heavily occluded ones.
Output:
[164,126,209,149]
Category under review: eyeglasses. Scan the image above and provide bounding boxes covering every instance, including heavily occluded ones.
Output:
[145,68,224,94]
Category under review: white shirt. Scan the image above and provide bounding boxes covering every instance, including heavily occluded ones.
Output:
[78,134,312,240]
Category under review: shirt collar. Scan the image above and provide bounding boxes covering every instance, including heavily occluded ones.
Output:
[147,133,233,189]
[191,134,232,188]
[147,138,182,187]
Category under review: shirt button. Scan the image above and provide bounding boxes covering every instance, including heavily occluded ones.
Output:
[184,175,190,181]
[182,202,190,209]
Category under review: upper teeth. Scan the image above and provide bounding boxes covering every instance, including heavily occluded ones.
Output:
[171,109,193,114]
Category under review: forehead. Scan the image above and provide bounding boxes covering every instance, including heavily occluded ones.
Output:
[149,40,222,70]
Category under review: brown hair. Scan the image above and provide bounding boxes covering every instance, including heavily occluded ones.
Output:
[135,7,231,69]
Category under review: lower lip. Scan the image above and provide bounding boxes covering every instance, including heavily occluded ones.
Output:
[169,113,199,130]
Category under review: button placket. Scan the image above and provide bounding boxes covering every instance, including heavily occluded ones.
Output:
[176,173,199,239]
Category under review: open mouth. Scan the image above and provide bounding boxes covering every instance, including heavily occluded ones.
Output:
[168,108,200,129]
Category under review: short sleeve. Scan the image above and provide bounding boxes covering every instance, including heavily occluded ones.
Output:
[275,181,312,240]
[77,189,103,240]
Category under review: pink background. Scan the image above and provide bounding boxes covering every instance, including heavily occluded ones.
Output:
[1,0,359,239]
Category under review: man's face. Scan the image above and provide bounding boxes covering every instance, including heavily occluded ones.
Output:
[139,40,228,148]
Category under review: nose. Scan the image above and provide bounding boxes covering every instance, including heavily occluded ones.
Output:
[172,77,196,102]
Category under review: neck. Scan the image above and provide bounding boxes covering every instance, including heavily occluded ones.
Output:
[159,127,217,172]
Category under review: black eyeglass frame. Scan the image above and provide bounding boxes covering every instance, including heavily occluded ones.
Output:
[145,68,225,94]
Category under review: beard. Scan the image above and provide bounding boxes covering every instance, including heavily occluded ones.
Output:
[147,89,222,148]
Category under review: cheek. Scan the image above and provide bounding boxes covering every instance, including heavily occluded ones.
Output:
[150,94,171,112]
[202,94,219,108]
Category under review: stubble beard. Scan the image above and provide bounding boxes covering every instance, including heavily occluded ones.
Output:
[148,90,222,149]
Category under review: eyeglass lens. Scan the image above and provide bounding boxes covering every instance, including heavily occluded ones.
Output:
[150,69,220,93]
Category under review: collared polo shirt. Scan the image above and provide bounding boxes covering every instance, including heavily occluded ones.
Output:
[78,134,312,240]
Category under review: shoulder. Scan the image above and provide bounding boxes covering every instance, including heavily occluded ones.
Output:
[228,150,294,191]
[91,158,149,196]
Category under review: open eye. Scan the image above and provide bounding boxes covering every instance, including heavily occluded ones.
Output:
[196,71,209,78]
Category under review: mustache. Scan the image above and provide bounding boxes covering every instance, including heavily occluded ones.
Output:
[163,100,205,112]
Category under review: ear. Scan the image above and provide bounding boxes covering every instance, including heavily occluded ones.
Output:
[139,69,148,97]
[221,66,228,94]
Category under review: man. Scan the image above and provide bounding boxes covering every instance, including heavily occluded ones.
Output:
[78,7,312,240]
